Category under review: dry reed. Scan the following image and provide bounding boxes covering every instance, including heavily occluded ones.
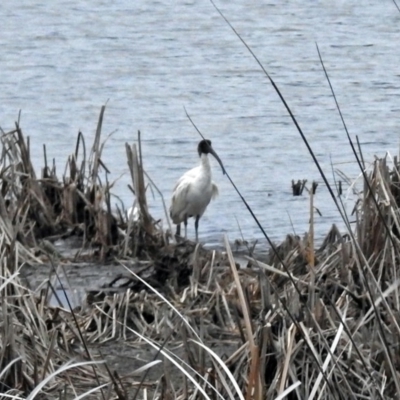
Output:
[1,109,400,399]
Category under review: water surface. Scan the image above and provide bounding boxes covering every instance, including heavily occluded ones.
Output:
[1,0,399,247]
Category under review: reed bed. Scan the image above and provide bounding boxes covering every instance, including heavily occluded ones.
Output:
[0,110,165,399]
[87,156,400,399]
[0,248,113,399]
[1,109,400,399]
[0,109,165,265]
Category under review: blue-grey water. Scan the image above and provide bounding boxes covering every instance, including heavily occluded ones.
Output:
[1,1,399,248]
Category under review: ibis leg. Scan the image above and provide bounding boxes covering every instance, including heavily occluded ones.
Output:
[176,224,181,237]
[195,215,200,242]
[184,215,188,239]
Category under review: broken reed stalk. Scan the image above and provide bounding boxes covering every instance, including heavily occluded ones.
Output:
[308,188,316,324]
[309,188,315,269]
[125,133,153,235]
[224,235,262,400]
[291,179,307,196]
[90,105,105,185]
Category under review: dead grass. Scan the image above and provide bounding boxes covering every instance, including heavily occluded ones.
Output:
[1,109,400,399]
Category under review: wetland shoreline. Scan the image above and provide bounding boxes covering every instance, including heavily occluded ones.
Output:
[2,111,400,399]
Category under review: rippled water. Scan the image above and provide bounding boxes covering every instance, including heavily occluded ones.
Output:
[1,1,399,247]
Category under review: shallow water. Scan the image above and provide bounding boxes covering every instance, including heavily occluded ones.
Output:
[1,1,399,247]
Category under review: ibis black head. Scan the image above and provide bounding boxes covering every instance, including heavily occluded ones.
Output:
[197,139,226,175]
[197,139,212,156]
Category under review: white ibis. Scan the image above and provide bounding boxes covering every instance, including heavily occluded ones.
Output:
[127,205,140,222]
[169,139,225,241]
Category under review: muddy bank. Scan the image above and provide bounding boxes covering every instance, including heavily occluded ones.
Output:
[19,237,245,393]
[20,235,255,308]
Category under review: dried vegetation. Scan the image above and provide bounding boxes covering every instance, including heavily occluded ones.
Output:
[1,109,400,399]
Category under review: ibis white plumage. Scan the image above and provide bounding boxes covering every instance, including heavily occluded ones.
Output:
[127,205,140,222]
[169,139,225,241]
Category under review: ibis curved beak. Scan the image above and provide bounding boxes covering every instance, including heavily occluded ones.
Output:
[209,147,226,175]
